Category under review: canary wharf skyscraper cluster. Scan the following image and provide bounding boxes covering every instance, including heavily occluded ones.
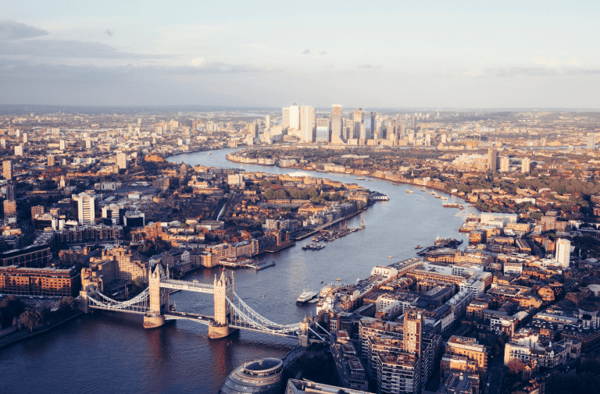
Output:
[281,104,406,145]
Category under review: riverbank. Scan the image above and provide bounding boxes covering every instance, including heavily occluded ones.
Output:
[0,311,84,350]
[225,151,476,209]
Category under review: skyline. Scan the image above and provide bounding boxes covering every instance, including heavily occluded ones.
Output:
[2,1,600,108]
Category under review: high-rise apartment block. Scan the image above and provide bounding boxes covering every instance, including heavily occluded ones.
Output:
[500,156,510,172]
[73,192,96,225]
[522,157,530,173]
[14,146,23,156]
[59,140,66,150]
[487,148,497,172]
[556,238,571,267]
[48,155,55,167]
[403,310,423,357]
[3,160,12,180]
[5,185,15,201]
[3,200,17,220]
[587,133,596,150]
[117,152,127,170]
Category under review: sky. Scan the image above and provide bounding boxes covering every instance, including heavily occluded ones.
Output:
[2,1,600,108]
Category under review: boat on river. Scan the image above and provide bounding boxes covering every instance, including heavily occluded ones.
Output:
[302,242,325,251]
[296,289,318,304]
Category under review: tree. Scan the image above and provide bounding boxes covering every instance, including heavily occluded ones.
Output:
[506,359,526,375]
[58,297,75,314]
[0,295,25,327]
[20,310,43,332]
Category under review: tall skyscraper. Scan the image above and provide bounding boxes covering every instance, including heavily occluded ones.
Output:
[487,148,497,172]
[331,104,342,139]
[587,133,596,150]
[359,123,367,140]
[300,106,315,143]
[86,139,92,150]
[23,133,27,144]
[289,104,300,130]
[14,146,23,156]
[59,140,66,150]
[265,115,271,129]
[117,152,127,169]
[342,119,352,141]
[370,111,376,139]
[353,108,363,124]
[74,192,96,225]
[522,157,530,173]
[282,107,290,128]
[48,155,55,167]
[556,239,571,268]
[353,109,363,138]
[316,118,330,143]
[3,160,12,180]
[387,119,397,141]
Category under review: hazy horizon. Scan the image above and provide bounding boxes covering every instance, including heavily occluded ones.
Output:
[3,1,600,108]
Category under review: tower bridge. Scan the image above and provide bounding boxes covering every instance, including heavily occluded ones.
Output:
[79,265,329,346]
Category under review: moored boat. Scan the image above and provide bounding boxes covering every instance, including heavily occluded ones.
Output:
[296,289,318,304]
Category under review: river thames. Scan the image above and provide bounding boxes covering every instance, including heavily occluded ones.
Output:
[0,148,475,394]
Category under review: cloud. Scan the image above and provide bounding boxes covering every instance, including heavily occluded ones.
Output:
[491,67,600,77]
[0,58,266,86]
[568,58,581,67]
[319,51,326,55]
[358,64,381,69]
[0,38,156,59]
[190,57,206,66]
[0,20,48,41]
[105,29,114,37]
[302,49,310,55]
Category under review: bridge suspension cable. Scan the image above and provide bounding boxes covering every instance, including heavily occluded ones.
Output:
[231,293,301,331]
[227,296,300,337]
[88,288,150,312]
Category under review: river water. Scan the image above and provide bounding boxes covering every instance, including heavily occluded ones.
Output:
[0,148,475,394]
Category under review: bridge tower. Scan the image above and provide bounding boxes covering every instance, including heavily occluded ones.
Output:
[144,264,166,329]
[208,271,237,339]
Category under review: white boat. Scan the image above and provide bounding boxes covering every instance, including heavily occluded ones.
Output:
[405,190,414,194]
[297,289,318,304]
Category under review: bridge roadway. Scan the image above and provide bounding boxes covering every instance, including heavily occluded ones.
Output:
[159,279,214,294]
[164,311,214,325]
[88,304,147,315]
